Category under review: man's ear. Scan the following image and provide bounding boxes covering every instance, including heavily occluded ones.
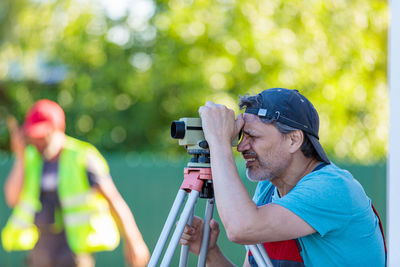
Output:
[287,130,303,153]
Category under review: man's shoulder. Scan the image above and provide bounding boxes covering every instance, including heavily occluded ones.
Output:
[62,136,108,167]
[313,162,351,176]
[302,162,355,186]
[295,162,367,207]
[62,136,110,182]
[64,136,96,150]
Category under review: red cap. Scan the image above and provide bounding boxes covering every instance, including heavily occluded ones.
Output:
[23,99,65,138]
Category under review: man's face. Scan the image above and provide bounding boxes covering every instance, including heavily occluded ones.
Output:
[237,114,291,182]
[26,134,50,155]
[26,130,63,160]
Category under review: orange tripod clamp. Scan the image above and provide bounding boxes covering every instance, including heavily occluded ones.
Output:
[180,167,212,192]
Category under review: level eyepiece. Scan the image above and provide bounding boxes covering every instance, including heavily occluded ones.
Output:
[171,121,186,139]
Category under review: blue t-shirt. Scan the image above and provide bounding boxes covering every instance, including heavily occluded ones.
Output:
[252,163,385,267]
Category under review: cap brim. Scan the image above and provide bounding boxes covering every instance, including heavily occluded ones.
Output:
[23,122,53,139]
[307,134,330,164]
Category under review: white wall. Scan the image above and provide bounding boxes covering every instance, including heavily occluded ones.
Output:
[388,1,400,266]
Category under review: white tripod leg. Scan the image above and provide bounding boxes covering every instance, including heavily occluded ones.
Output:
[197,198,215,267]
[148,189,187,267]
[256,243,274,267]
[248,244,273,267]
[160,190,200,267]
[179,205,195,267]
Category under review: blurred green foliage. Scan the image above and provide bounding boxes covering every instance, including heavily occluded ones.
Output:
[0,0,388,163]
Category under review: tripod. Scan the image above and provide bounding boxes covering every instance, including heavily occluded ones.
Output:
[148,153,274,267]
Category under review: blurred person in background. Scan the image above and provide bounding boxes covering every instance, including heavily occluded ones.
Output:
[2,99,150,267]
[180,88,386,267]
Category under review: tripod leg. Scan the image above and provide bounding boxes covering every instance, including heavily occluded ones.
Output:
[256,243,274,267]
[160,190,200,267]
[248,244,271,267]
[197,198,215,267]
[179,207,195,267]
[148,189,188,267]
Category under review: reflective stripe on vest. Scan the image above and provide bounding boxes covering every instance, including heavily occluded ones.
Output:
[1,136,120,253]
[63,205,109,226]
[61,191,92,208]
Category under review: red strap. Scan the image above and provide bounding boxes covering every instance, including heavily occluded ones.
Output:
[372,204,387,253]
[248,239,303,262]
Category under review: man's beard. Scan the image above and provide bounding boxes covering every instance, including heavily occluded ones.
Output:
[245,154,290,182]
[246,164,274,182]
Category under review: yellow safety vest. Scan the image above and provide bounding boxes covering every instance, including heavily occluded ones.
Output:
[1,136,120,253]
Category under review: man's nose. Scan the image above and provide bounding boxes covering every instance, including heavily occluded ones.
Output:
[237,136,249,152]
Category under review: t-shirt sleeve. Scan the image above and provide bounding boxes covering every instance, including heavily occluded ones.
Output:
[252,180,273,205]
[271,172,354,237]
[85,148,112,187]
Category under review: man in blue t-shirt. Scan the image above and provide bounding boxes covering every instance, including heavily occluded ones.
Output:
[179,88,385,267]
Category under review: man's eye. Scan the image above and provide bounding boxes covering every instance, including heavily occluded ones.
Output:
[245,133,255,139]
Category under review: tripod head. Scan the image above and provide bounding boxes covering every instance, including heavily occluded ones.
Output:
[187,152,210,168]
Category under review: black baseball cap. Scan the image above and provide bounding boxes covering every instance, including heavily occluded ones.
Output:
[245,88,330,163]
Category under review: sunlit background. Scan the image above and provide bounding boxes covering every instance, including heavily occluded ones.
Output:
[0,0,389,163]
[0,0,390,266]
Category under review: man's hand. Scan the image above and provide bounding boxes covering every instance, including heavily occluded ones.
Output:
[4,116,26,207]
[7,116,25,158]
[179,216,220,256]
[198,101,244,148]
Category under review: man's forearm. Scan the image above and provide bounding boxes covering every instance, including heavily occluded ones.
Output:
[98,181,150,266]
[111,197,140,239]
[109,195,149,253]
[206,245,237,267]
[5,157,24,207]
[209,144,258,240]
[110,198,150,266]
